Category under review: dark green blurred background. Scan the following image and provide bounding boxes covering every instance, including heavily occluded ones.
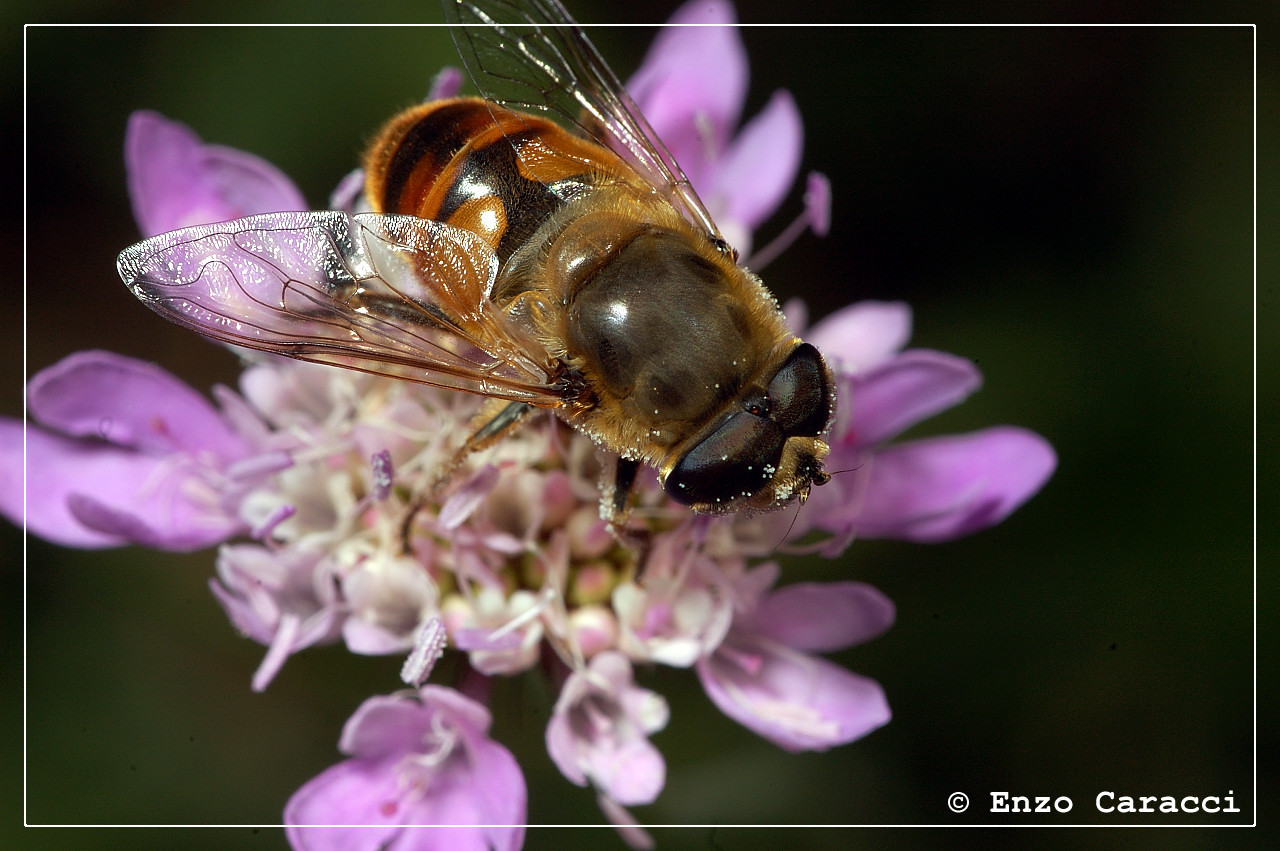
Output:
[4,2,1267,849]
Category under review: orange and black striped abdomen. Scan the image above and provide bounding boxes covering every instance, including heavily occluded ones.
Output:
[364,98,623,263]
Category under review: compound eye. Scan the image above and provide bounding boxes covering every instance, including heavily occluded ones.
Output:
[766,342,832,436]
[665,411,785,508]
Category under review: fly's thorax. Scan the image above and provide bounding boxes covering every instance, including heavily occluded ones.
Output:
[542,199,800,464]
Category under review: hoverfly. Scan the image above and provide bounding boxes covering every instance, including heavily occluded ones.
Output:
[117,0,834,531]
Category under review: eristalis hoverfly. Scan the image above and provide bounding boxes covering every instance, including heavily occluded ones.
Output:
[116,0,835,531]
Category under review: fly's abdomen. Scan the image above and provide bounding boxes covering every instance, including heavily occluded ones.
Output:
[364,98,615,263]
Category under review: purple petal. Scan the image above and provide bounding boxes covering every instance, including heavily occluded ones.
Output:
[626,0,746,189]
[781,298,808,335]
[11,422,243,550]
[807,301,913,373]
[753,582,896,652]
[855,426,1057,542]
[586,737,666,807]
[453,740,526,851]
[2,420,125,547]
[842,349,982,447]
[28,351,246,460]
[341,688,490,759]
[65,486,240,551]
[126,110,305,237]
[709,89,803,230]
[438,464,500,530]
[284,755,403,849]
[200,144,307,219]
[545,709,588,788]
[697,635,891,752]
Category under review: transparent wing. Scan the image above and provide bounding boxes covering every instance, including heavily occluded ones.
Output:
[443,0,728,247]
[117,211,564,406]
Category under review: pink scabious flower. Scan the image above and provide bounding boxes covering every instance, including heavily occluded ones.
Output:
[2,2,1057,845]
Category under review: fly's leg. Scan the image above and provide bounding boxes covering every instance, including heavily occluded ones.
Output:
[598,455,656,575]
[399,399,534,552]
[600,456,640,532]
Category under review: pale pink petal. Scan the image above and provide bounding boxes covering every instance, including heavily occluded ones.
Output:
[697,635,891,752]
[284,756,403,849]
[627,0,746,188]
[27,350,247,460]
[439,465,500,530]
[807,301,914,373]
[842,349,982,447]
[753,582,896,652]
[587,737,665,807]
[126,110,305,237]
[2,421,148,547]
[545,652,669,804]
[854,426,1057,542]
[709,89,803,230]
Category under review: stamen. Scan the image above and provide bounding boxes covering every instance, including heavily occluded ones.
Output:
[401,617,448,687]
[410,712,459,769]
[251,612,301,693]
[717,642,764,677]
[597,793,655,851]
[743,171,833,271]
[370,450,394,501]
[487,585,556,642]
[426,66,463,102]
[225,450,293,482]
[251,503,296,541]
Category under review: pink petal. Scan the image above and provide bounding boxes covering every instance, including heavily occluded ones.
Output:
[807,301,913,373]
[697,635,891,752]
[545,709,588,788]
[842,349,982,447]
[626,0,746,189]
[587,737,666,807]
[710,89,803,230]
[855,426,1057,542]
[9,422,242,550]
[2,420,129,547]
[126,110,305,237]
[341,688,491,758]
[439,464,500,530]
[284,756,403,849]
[753,582,896,652]
[27,351,246,460]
